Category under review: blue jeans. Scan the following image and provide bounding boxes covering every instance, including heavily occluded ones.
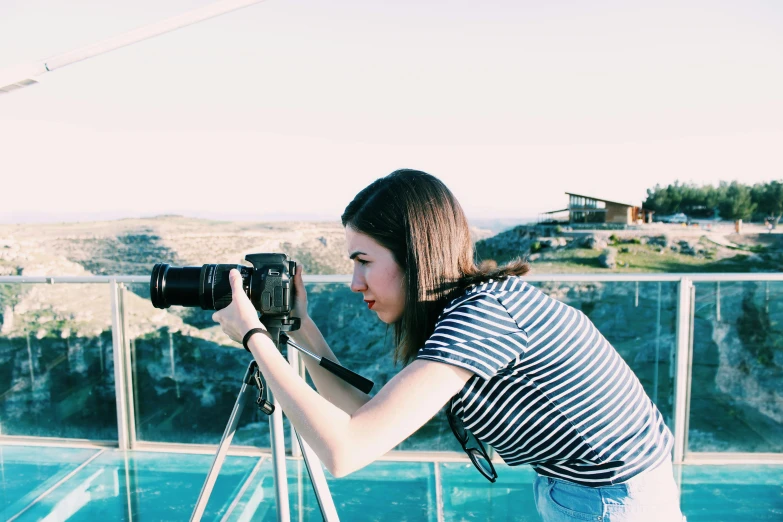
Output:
[533,460,686,522]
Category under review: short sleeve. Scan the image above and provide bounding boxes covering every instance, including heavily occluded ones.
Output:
[416,293,528,380]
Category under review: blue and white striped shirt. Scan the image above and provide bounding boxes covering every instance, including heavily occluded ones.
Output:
[417,276,673,487]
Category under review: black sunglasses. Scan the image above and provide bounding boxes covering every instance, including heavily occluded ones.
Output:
[447,399,497,483]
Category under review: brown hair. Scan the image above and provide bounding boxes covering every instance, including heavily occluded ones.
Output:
[341,169,529,365]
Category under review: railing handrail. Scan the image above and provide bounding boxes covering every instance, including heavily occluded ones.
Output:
[1,273,782,284]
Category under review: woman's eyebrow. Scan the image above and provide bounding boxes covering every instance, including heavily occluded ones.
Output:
[349,251,367,260]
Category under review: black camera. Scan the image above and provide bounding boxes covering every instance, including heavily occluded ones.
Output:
[150,253,297,317]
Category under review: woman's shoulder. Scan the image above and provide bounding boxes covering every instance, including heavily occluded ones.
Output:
[464,275,529,297]
[442,276,529,315]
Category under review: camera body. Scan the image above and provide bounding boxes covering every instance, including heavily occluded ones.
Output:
[242,253,297,316]
[150,253,297,318]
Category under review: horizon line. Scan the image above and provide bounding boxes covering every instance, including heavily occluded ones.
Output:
[0,211,540,225]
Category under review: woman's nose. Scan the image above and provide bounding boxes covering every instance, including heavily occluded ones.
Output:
[350,270,367,293]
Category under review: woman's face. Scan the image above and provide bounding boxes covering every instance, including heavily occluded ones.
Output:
[345,226,405,324]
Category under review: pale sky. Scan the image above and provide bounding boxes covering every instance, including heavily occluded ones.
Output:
[1,0,781,223]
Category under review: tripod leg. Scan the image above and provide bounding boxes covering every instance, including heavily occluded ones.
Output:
[295,432,340,521]
[268,389,291,522]
[191,368,257,522]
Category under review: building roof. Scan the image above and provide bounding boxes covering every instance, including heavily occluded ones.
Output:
[565,192,638,208]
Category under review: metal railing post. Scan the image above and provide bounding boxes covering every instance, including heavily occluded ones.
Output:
[433,462,445,522]
[288,348,302,458]
[672,278,694,463]
[120,284,138,449]
[110,278,131,450]
[716,281,721,322]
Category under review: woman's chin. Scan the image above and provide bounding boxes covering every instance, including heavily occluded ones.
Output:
[376,310,402,324]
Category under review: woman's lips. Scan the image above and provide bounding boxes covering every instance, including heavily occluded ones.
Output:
[365,300,375,309]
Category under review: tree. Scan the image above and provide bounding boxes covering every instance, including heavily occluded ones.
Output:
[645,181,723,218]
[644,181,687,215]
[758,180,783,227]
[702,185,722,218]
[644,180,777,222]
[717,181,757,221]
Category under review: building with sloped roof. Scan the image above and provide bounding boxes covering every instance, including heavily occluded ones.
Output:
[541,193,653,225]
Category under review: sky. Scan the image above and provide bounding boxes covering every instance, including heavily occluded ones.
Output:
[1,0,782,224]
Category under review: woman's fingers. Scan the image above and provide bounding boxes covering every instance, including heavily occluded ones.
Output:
[292,263,309,315]
[230,269,243,295]
[209,269,266,344]
[229,269,254,306]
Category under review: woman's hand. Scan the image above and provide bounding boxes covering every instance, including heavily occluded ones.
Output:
[212,269,265,344]
[291,263,310,321]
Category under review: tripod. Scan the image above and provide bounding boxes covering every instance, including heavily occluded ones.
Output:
[190,318,373,522]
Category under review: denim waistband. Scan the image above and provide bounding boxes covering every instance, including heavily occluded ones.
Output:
[543,457,675,493]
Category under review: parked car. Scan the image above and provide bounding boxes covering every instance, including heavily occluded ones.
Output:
[656,212,689,224]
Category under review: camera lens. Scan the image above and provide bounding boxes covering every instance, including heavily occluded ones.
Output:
[150,263,247,311]
[199,263,245,311]
[150,263,202,309]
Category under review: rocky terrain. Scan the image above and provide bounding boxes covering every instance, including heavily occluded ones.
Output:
[475,224,783,273]
[0,216,352,277]
[0,216,355,351]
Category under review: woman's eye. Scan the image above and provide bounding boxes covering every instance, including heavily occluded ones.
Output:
[356,259,369,266]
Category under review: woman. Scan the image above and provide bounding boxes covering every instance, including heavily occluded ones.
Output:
[213,169,685,521]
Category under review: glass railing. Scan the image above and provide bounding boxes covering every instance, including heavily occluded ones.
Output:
[124,280,272,447]
[528,280,679,427]
[689,280,783,453]
[1,274,781,463]
[0,281,118,440]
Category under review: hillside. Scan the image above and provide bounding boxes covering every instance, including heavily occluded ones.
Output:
[2,217,779,342]
[475,224,783,273]
[0,216,352,277]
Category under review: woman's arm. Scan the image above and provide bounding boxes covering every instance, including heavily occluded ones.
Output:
[288,316,371,415]
[248,333,471,477]
[213,269,473,477]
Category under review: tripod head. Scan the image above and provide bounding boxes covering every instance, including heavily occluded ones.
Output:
[251,315,301,415]
[260,315,301,355]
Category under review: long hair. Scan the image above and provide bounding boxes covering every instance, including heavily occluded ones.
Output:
[341,169,529,364]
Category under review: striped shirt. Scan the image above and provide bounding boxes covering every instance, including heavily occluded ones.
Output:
[416,276,673,487]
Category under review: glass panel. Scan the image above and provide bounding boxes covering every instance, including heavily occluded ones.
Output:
[679,464,783,521]
[440,462,538,522]
[308,280,679,453]
[0,446,100,519]
[126,280,463,452]
[229,460,437,522]
[689,281,783,452]
[0,283,117,439]
[531,281,679,426]
[124,283,270,447]
[9,449,257,522]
